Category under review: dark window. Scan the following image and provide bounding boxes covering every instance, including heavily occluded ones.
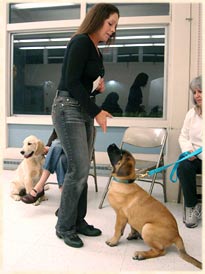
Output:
[12,28,166,117]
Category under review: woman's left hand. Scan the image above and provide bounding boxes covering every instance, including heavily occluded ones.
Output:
[188,150,197,161]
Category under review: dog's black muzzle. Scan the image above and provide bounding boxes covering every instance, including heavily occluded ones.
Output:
[20,150,34,158]
[107,143,123,166]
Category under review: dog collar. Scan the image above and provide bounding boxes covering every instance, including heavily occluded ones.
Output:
[112,176,136,184]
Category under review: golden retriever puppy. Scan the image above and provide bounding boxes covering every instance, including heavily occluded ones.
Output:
[10,135,45,203]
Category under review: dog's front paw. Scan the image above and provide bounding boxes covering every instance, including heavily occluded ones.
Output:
[106,238,119,247]
[11,195,21,201]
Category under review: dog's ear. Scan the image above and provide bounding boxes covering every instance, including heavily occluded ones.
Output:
[35,140,45,156]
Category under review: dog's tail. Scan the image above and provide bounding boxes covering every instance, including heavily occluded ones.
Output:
[174,236,202,269]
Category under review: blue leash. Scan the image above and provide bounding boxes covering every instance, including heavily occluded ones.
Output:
[147,147,202,182]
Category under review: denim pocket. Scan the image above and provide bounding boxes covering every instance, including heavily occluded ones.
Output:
[52,97,80,114]
[52,96,83,124]
[57,96,80,107]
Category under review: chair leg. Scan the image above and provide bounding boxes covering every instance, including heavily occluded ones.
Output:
[148,174,157,195]
[93,177,98,193]
[162,170,167,203]
[89,149,98,192]
[98,175,112,209]
[93,154,98,192]
[148,171,167,203]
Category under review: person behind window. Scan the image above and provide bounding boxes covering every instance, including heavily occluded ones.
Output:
[51,3,120,248]
[101,92,123,116]
[125,72,149,114]
[177,75,202,228]
[21,129,66,204]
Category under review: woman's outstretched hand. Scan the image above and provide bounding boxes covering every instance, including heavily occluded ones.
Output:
[95,110,112,132]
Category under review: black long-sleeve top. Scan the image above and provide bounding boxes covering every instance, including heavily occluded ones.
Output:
[58,34,105,118]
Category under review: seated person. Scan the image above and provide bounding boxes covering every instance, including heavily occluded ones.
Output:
[101,92,123,116]
[177,76,202,228]
[21,129,67,204]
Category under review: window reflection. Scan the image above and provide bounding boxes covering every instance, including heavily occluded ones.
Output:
[12,28,165,117]
[87,3,170,17]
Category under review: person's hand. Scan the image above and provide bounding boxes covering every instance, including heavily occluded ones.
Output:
[95,110,112,132]
[44,146,50,155]
[96,78,105,93]
[188,150,197,161]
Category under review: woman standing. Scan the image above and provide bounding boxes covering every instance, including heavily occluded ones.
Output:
[52,3,120,248]
[178,76,202,228]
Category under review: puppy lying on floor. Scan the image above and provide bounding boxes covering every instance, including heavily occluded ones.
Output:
[106,143,202,269]
[10,135,47,205]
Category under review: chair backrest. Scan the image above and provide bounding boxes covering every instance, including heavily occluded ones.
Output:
[121,127,167,148]
[120,127,167,166]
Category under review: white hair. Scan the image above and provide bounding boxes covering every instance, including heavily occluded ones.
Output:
[190,75,202,92]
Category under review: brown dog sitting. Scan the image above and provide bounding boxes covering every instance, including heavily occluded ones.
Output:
[106,143,202,269]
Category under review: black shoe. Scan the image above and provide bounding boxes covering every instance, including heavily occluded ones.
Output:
[77,225,102,237]
[21,189,44,204]
[56,231,83,248]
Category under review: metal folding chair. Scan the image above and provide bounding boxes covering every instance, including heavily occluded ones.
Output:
[89,146,98,192]
[99,127,167,209]
[177,174,202,203]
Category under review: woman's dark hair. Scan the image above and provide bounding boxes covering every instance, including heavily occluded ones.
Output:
[132,72,149,88]
[75,3,120,44]
[102,92,119,104]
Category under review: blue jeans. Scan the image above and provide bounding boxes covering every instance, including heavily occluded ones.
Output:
[43,139,67,187]
[177,158,202,207]
[52,92,94,235]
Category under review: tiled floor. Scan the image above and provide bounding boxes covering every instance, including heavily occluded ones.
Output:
[0,169,202,273]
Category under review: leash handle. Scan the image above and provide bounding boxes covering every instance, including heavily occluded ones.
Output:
[169,151,190,182]
[169,147,202,182]
[169,151,191,183]
[146,147,202,181]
